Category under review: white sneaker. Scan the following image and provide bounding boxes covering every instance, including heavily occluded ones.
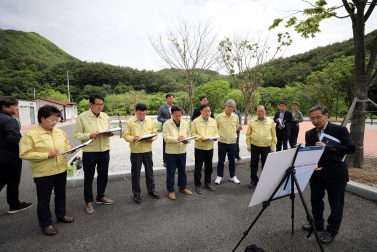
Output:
[215,176,222,185]
[229,176,240,184]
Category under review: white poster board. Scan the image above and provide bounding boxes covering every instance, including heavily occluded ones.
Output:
[249,146,325,207]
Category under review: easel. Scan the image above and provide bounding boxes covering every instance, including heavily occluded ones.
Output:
[232,145,325,252]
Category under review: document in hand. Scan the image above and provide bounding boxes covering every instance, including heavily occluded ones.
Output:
[176,136,196,143]
[100,127,121,134]
[138,134,156,141]
[320,133,346,162]
[62,139,93,154]
[206,135,220,141]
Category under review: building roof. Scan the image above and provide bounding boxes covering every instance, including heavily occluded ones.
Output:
[33,98,76,106]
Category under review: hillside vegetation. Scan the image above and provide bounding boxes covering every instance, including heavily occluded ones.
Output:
[0,28,376,117]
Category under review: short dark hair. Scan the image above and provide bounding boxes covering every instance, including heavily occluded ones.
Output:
[166,93,174,99]
[0,97,18,111]
[199,104,210,111]
[89,94,104,104]
[38,105,61,123]
[199,95,208,101]
[171,105,182,113]
[292,102,299,106]
[309,104,328,115]
[279,100,287,105]
[135,103,147,111]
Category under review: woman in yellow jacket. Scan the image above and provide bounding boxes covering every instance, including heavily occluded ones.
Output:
[19,105,74,236]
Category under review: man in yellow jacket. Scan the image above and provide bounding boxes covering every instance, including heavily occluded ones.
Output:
[73,94,114,214]
[215,99,240,185]
[123,103,160,204]
[163,106,192,200]
[246,105,277,189]
[191,104,218,194]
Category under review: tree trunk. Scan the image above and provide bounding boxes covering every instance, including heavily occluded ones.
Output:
[347,6,368,168]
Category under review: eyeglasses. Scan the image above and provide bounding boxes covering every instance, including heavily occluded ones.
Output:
[93,103,104,107]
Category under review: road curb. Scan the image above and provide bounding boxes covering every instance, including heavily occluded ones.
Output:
[346,180,377,201]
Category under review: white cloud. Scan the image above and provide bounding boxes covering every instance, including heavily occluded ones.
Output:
[0,0,376,71]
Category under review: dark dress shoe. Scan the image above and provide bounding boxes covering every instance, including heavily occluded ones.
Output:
[236,156,241,160]
[148,191,160,199]
[319,231,335,244]
[204,183,215,191]
[42,225,57,236]
[302,223,325,232]
[134,194,141,204]
[248,180,257,189]
[57,216,74,223]
[163,163,167,167]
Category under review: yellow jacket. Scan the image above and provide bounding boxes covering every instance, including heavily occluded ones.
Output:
[191,116,218,150]
[73,110,111,152]
[123,116,158,153]
[215,112,239,144]
[163,119,191,154]
[246,117,277,148]
[19,125,70,178]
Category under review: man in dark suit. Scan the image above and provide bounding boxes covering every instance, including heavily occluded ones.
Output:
[191,95,214,121]
[157,93,175,167]
[273,100,292,151]
[302,105,356,244]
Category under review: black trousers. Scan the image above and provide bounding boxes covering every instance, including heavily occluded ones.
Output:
[249,145,270,182]
[235,131,240,158]
[310,176,347,236]
[130,152,155,195]
[194,148,213,186]
[83,151,110,203]
[34,171,67,228]
[0,158,22,208]
[162,139,166,164]
[276,130,289,151]
[289,125,299,148]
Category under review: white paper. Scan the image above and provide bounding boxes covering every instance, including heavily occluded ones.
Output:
[206,135,220,141]
[100,127,121,134]
[138,134,156,141]
[176,136,196,143]
[61,139,93,154]
[319,133,340,143]
[249,146,325,207]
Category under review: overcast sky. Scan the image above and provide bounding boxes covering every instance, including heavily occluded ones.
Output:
[1,0,376,72]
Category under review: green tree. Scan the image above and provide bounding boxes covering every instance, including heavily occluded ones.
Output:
[37,89,68,101]
[218,33,291,124]
[78,99,90,113]
[269,0,377,167]
[201,80,231,114]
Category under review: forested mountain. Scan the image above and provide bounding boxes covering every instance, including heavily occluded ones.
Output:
[263,29,377,88]
[0,28,376,114]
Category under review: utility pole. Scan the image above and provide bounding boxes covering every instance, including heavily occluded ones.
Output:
[67,71,73,102]
[67,71,70,102]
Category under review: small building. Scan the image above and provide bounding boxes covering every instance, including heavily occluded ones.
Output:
[17,100,38,127]
[33,98,78,122]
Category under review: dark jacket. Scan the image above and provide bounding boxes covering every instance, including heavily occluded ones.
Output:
[157,104,175,124]
[273,110,293,136]
[305,122,356,183]
[0,110,22,162]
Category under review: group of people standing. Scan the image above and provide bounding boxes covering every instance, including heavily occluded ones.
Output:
[0,94,356,245]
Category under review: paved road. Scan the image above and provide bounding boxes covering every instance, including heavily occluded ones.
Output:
[1,162,377,251]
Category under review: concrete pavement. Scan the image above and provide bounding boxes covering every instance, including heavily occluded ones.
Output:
[1,163,377,251]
